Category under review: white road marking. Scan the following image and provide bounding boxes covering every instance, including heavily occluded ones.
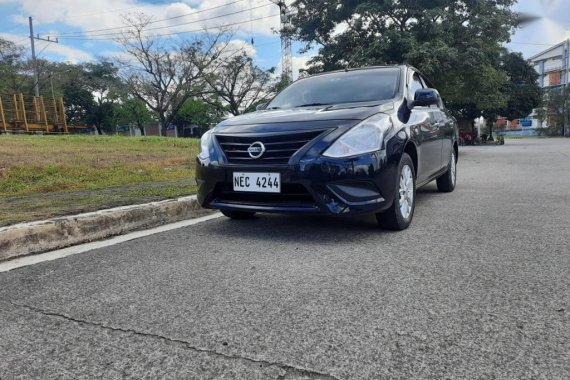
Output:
[0,213,222,273]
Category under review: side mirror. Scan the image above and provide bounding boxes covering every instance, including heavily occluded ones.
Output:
[256,103,268,111]
[412,88,439,108]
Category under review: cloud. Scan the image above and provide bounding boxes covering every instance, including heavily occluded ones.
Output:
[36,41,93,63]
[1,0,288,69]
[10,0,281,41]
[274,53,315,81]
[0,32,92,62]
[508,0,570,57]
[291,55,313,80]
[221,38,257,58]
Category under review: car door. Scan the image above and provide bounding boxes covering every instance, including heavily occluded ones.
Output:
[438,107,455,168]
[407,71,441,183]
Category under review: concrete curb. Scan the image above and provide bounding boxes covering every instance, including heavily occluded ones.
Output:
[0,195,208,262]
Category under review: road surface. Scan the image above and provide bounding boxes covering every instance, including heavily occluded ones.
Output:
[1,138,569,379]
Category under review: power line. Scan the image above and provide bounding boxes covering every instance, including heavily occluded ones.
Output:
[61,6,140,19]
[9,36,30,44]
[509,41,567,46]
[54,0,251,36]
[35,41,51,57]
[58,2,271,39]
[58,13,281,41]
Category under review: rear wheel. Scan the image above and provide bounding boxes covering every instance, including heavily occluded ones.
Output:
[376,153,416,230]
[436,149,457,192]
[221,210,256,219]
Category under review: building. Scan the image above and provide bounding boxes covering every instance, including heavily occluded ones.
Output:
[528,39,570,134]
[498,39,570,137]
[531,39,570,91]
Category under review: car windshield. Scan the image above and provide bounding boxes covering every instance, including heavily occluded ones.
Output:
[267,68,400,109]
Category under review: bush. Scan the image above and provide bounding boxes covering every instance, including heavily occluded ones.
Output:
[535,126,563,137]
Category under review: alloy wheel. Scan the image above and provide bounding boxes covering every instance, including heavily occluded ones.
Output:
[399,164,414,220]
[451,152,456,186]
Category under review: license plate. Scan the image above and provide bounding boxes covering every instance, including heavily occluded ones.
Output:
[233,172,281,193]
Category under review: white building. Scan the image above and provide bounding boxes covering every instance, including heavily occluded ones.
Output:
[530,39,570,90]
[528,39,570,134]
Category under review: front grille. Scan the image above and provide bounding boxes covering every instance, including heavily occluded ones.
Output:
[214,183,316,207]
[215,130,325,165]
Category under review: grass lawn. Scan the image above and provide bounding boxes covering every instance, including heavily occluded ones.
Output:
[0,135,199,226]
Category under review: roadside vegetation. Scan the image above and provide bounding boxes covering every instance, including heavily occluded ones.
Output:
[0,135,199,226]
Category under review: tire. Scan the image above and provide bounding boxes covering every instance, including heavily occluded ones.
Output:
[376,153,416,230]
[221,210,256,219]
[436,149,457,193]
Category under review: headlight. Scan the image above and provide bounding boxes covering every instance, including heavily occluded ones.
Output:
[199,130,213,160]
[323,114,393,158]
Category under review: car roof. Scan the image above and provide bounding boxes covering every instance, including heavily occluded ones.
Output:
[306,65,405,77]
[303,64,434,87]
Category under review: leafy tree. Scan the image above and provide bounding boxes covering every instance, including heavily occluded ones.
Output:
[481,51,542,138]
[62,84,95,126]
[114,96,156,135]
[498,52,541,120]
[82,61,124,134]
[203,54,275,115]
[536,85,569,137]
[171,98,225,132]
[116,13,231,135]
[0,38,26,94]
[284,0,517,121]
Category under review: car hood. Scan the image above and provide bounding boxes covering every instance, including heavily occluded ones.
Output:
[213,101,395,134]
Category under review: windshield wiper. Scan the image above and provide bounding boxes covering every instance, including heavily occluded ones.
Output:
[294,103,331,108]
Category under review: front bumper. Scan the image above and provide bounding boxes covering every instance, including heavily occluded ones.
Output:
[196,149,401,216]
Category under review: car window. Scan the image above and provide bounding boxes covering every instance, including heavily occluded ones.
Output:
[266,68,400,109]
[410,72,424,99]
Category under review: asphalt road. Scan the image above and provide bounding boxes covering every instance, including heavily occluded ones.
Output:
[1,138,569,380]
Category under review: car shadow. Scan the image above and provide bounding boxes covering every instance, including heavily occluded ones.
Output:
[203,184,444,244]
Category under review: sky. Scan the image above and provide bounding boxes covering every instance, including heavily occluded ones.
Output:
[0,0,569,77]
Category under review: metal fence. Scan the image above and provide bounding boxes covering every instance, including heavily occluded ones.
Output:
[0,94,68,133]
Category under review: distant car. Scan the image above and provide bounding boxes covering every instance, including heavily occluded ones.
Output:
[196,65,458,230]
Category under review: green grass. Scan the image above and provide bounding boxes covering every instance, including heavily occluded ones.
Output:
[0,135,200,226]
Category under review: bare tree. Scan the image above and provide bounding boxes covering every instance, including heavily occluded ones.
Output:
[203,54,275,116]
[116,14,231,134]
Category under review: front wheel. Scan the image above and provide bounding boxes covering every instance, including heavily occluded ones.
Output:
[436,149,457,192]
[221,210,256,219]
[376,153,416,230]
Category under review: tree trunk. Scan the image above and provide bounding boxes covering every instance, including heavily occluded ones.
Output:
[159,113,166,137]
[95,124,103,135]
[138,123,145,136]
[562,96,570,136]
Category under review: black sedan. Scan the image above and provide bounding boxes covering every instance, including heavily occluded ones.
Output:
[196,65,458,230]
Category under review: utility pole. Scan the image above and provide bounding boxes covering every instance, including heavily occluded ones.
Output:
[269,1,293,83]
[29,16,59,98]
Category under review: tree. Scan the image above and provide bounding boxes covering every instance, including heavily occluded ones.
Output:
[498,52,541,120]
[116,14,231,135]
[114,96,156,135]
[62,84,95,126]
[203,54,275,116]
[536,85,570,136]
[82,61,124,134]
[284,0,517,121]
[482,51,542,138]
[171,98,225,132]
[0,38,26,94]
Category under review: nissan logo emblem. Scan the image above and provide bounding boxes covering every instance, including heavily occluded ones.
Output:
[247,141,266,159]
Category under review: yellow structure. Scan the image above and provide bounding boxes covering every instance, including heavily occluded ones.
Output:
[0,94,70,133]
